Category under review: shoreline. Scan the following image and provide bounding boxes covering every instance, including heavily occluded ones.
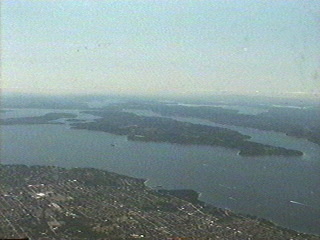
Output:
[1,164,319,238]
[136,170,319,237]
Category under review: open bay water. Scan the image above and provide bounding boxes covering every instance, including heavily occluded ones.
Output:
[1,109,319,235]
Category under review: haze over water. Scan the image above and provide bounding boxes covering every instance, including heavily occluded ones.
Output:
[1,0,320,237]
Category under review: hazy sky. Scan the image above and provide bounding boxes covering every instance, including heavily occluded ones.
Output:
[2,0,320,96]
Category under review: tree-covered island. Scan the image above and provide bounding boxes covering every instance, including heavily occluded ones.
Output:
[71,110,303,157]
[121,103,320,146]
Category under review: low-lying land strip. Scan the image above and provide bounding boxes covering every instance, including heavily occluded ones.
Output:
[0,113,77,125]
[71,110,303,156]
[122,103,320,146]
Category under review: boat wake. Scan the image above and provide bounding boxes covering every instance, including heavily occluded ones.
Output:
[289,200,314,209]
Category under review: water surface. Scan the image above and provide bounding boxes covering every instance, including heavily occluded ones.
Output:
[1,109,319,235]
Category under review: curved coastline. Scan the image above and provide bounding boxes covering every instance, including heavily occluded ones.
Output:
[1,109,318,235]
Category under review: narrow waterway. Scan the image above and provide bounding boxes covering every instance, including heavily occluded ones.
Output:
[1,108,319,235]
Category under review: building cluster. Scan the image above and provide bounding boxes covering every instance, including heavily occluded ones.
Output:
[0,165,318,240]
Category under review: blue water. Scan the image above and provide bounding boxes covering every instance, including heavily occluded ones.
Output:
[1,108,319,235]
